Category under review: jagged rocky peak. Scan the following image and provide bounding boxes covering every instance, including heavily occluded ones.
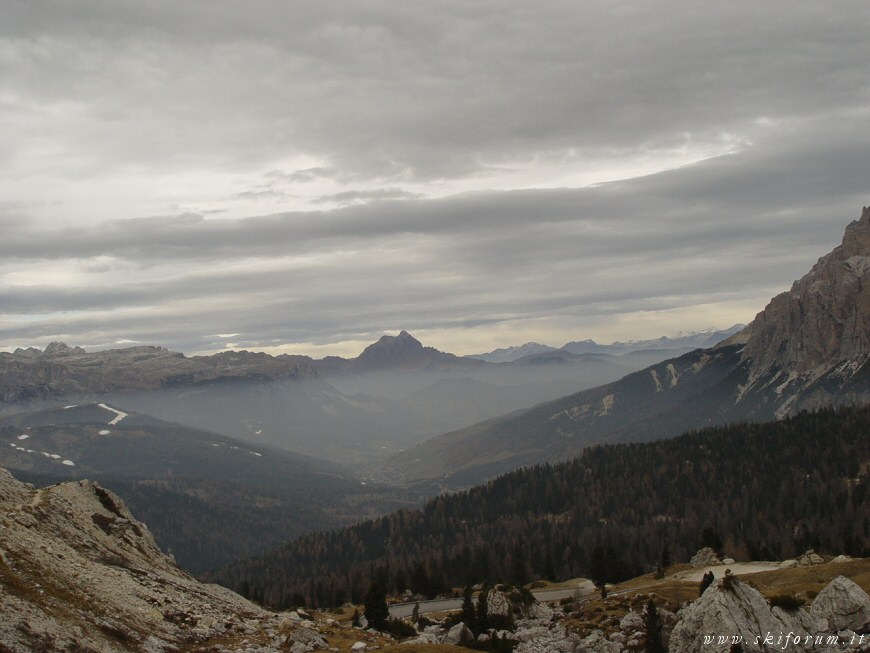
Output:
[737,206,870,377]
[364,330,423,353]
[355,330,425,364]
[41,341,86,357]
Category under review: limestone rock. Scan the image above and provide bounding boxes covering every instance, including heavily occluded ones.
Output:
[690,547,722,567]
[513,623,577,652]
[735,206,870,414]
[577,629,620,653]
[669,577,820,653]
[797,550,826,566]
[619,610,644,635]
[485,585,546,621]
[810,576,870,634]
[400,632,440,645]
[443,622,473,645]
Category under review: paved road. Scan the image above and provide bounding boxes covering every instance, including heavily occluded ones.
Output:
[389,581,596,619]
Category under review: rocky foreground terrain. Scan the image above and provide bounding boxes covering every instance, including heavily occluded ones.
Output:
[0,465,331,652]
[3,461,870,652]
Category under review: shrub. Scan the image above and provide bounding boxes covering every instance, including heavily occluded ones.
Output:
[769,594,805,611]
[384,618,417,638]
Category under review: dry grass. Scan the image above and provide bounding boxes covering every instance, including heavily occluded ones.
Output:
[527,576,590,591]
[549,556,870,641]
[738,558,870,601]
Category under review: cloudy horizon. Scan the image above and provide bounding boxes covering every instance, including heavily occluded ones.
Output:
[2,2,869,357]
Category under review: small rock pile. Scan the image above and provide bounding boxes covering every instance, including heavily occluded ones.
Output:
[690,547,723,567]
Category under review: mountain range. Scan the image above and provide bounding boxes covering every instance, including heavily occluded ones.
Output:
[384,206,870,486]
[467,325,744,362]
[0,328,706,467]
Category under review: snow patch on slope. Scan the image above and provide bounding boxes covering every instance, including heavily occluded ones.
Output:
[666,363,679,387]
[97,403,128,425]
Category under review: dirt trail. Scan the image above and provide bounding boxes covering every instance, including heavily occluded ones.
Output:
[669,562,783,582]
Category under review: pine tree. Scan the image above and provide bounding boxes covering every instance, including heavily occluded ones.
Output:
[461,584,477,632]
[476,583,489,634]
[643,599,666,653]
[363,581,389,630]
[699,570,715,596]
[544,553,556,582]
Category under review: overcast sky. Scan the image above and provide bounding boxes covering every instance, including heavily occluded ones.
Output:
[2,1,869,357]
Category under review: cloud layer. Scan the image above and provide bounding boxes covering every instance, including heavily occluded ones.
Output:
[1,2,869,354]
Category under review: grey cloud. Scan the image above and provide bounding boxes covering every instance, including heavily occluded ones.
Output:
[314,188,424,205]
[3,2,869,183]
[263,168,340,184]
[235,189,295,201]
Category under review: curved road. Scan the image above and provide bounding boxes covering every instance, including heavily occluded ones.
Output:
[389,581,596,619]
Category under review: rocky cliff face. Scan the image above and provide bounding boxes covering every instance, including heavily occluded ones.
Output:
[0,466,327,652]
[728,206,870,415]
[739,206,870,374]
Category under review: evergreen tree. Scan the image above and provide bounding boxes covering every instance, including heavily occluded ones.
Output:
[363,581,389,630]
[461,584,477,632]
[476,583,489,634]
[544,553,556,582]
[701,525,723,555]
[699,571,715,596]
[643,599,666,653]
[659,544,671,570]
[412,602,420,624]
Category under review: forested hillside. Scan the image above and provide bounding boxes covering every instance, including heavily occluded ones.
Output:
[213,405,870,608]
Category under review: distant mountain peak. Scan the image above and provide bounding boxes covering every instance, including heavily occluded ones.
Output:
[467,342,558,363]
[358,331,423,357]
[352,331,476,372]
[42,342,86,357]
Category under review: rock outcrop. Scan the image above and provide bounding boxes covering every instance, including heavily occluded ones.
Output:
[670,574,870,653]
[0,466,326,652]
[797,550,828,567]
[690,547,723,567]
[739,206,870,379]
[669,576,820,653]
[810,576,870,634]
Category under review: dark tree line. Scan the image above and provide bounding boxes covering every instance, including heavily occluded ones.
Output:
[210,405,870,608]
